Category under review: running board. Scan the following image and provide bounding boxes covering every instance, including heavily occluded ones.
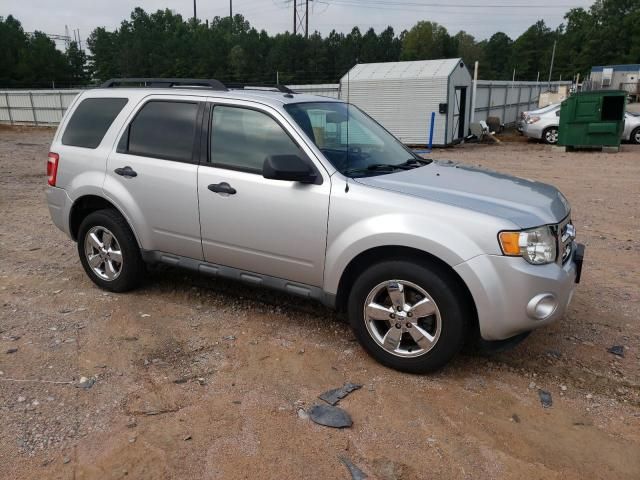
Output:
[141,250,335,307]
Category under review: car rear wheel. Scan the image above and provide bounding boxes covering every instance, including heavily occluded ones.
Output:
[631,127,640,145]
[77,209,144,292]
[347,259,467,373]
[542,127,558,145]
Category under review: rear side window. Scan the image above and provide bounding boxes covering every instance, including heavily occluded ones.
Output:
[126,101,199,162]
[62,98,128,148]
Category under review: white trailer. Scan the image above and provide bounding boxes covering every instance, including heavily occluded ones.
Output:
[340,58,472,146]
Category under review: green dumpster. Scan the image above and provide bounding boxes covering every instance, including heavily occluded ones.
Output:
[558,90,626,148]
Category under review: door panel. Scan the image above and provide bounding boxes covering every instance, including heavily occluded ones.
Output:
[105,154,202,259]
[198,168,329,285]
[197,103,330,286]
[104,97,203,260]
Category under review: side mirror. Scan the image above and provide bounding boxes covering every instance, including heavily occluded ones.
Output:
[555,110,561,117]
[263,155,318,184]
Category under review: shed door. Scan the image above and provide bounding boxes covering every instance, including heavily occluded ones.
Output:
[453,87,467,141]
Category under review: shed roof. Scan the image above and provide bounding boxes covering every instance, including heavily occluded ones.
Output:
[341,58,464,82]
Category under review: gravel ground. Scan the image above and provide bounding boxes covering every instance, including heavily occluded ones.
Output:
[1,126,639,480]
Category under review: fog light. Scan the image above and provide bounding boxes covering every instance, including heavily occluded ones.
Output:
[526,293,558,320]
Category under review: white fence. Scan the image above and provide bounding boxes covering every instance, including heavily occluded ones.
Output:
[0,81,568,128]
[0,90,81,125]
[0,85,341,126]
[473,80,572,126]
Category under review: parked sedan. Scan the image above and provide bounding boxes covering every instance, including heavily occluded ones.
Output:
[518,103,560,134]
[522,104,561,144]
[623,112,640,144]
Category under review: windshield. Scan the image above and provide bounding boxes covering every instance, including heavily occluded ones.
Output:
[284,102,429,177]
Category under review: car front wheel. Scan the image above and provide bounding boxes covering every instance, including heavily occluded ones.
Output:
[631,127,640,145]
[542,127,559,145]
[347,259,467,373]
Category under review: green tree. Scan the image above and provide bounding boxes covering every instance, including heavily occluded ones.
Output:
[453,31,484,68]
[0,15,29,85]
[482,32,513,80]
[510,20,555,81]
[65,41,88,84]
[401,21,454,60]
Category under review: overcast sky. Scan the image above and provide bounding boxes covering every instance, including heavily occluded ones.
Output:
[5,0,595,47]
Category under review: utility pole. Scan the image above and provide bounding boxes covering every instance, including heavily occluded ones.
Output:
[548,40,557,85]
[293,0,297,35]
[305,0,309,39]
[230,0,233,20]
[193,0,197,20]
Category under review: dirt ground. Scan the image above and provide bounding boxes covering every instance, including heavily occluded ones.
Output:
[1,126,639,480]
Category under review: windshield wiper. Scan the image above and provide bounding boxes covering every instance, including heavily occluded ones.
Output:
[343,159,431,176]
[401,157,433,167]
[342,164,406,176]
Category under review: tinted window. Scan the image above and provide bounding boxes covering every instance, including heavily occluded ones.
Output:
[62,97,128,148]
[128,101,199,162]
[211,106,301,172]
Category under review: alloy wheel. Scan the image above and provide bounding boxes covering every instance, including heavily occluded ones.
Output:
[545,128,558,144]
[84,226,123,281]
[363,280,442,358]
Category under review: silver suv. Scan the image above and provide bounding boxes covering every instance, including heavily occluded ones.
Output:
[46,78,584,373]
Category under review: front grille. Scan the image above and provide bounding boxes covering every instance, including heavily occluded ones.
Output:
[557,217,575,264]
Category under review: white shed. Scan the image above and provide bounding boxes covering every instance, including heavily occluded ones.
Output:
[340,59,472,146]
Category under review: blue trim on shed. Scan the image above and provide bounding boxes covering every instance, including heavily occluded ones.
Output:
[591,64,640,73]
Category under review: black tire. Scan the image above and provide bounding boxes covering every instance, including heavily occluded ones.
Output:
[77,209,144,292]
[542,126,558,145]
[347,259,468,374]
[631,127,640,145]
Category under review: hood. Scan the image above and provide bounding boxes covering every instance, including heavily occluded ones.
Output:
[354,160,570,228]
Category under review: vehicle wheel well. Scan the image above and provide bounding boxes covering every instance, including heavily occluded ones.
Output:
[69,195,123,242]
[335,246,478,333]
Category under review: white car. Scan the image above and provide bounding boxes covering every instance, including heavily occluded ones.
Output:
[623,112,640,144]
[522,104,561,144]
[518,103,560,134]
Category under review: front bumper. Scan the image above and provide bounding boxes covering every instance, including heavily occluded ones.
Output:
[454,244,584,341]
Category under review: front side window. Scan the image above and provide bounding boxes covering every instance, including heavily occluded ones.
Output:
[284,102,427,177]
[210,106,301,173]
[127,101,199,162]
[62,97,128,148]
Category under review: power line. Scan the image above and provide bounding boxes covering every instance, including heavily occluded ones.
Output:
[323,0,584,9]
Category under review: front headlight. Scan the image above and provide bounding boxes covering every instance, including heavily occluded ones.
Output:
[499,226,557,265]
[526,116,541,124]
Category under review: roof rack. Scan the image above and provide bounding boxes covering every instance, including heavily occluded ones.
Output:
[100,78,228,91]
[226,83,296,94]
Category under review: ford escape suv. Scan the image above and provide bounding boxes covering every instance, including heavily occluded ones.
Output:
[46,78,585,373]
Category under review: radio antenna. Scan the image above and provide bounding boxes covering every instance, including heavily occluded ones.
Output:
[345,64,352,193]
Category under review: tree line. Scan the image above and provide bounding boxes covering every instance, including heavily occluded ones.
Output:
[1,0,638,88]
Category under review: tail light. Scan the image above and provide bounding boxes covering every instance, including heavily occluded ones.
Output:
[47,152,59,186]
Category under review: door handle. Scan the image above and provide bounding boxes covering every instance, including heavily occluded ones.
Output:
[114,166,137,178]
[208,182,236,195]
